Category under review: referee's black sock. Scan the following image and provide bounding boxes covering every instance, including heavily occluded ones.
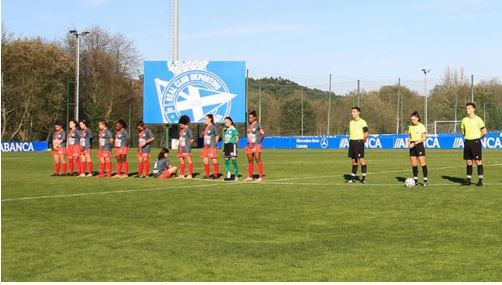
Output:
[466,165,473,181]
[351,165,358,179]
[422,165,428,180]
[477,164,484,181]
[361,164,367,178]
[412,166,418,181]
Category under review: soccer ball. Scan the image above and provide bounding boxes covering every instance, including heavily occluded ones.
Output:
[404,178,416,187]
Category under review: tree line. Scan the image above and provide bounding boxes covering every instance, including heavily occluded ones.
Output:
[2,26,502,144]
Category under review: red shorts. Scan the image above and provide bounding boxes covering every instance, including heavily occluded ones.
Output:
[177,152,192,158]
[81,147,92,156]
[66,145,81,157]
[52,146,66,156]
[201,147,218,159]
[246,144,262,154]
[158,169,173,179]
[138,151,151,159]
[114,147,129,156]
[98,150,112,159]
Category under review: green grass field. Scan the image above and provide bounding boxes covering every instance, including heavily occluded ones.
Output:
[2,148,502,281]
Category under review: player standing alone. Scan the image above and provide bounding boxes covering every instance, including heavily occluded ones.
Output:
[97,120,114,178]
[136,121,155,178]
[347,107,368,184]
[246,111,265,182]
[461,102,487,186]
[223,116,239,181]
[408,111,428,187]
[177,115,194,179]
[66,119,81,176]
[50,121,67,176]
[201,114,220,179]
[113,119,129,178]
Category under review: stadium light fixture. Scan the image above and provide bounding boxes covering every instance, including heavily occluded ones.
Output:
[69,30,90,121]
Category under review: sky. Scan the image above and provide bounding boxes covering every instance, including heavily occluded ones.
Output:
[2,0,502,93]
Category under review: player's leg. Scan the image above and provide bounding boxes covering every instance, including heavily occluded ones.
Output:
[224,157,232,179]
[410,156,419,185]
[475,159,483,186]
[60,152,67,175]
[347,158,358,183]
[465,159,473,185]
[418,156,427,186]
[255,147,264,181]
[177,157,186,179]
[121,153,129,177]
[52,152,60,176]
[202,156,210,178]
[231,157,239,181]
[85,152,93,176]
[211,156,219,179]
[359,157,367,183]
[113,153,122,178]
[98,155,106,177]
[137,155,144,177]
[186,156,193,179]
[105,156,113,177]
[246,152,254,181]
[143,153,150,177]
[67,149,74,175]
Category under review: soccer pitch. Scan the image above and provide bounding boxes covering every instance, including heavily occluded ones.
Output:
[2,149,502,281]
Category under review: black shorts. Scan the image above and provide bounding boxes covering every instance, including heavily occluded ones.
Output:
[464,139,482,160]
[348,140,365,159]
[223,143,238,158]
[409,142,426,157]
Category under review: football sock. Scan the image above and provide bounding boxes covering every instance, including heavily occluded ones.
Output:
[232,159,239,177]
[422,165,428,179]
[477,164,484,181]
[143,160,150,176]
[467,165,473,179]
[258,162,264,178]
[248,163,254,177]
[188,163,193,175]
[213,162,219,177]
[204,163,210,176]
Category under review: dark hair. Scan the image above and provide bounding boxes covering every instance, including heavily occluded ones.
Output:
[352,106,361,112]
[206,114,214,124]
[158,147,169,160]
[54,121,64,127]
[68,119,78,126]
[179,115,190,125]
[466,102,476,109]
[224,116,234,125]
[249,111,257,118]
[136,121,145,128]
[98,120,107,125]
[79,119,89,128]
[115,119,127,128]
[410,111,421,122]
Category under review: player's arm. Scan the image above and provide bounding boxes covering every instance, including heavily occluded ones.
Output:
[259,125,266,142]
[145,135,155,145]
[481,127,487,138]
[460,121,465,136]
[235,134,239,144]
[108,131,114,145]
[363,126,368,142]
[417,132,427,144]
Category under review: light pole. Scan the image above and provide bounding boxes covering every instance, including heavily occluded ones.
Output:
[422,68,430,133]
[69,30,89,121]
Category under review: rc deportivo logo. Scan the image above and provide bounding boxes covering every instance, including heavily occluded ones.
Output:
[154,61,237,123]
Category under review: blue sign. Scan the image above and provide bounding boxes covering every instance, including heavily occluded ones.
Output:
[1,141,48,152]
[230,133,502,149]
[143,61,246,124]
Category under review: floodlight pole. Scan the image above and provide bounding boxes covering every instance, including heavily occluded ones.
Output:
[69,30,90,121]
[327,74,332,135]
[422,69,430,133]
[173,0,179,61]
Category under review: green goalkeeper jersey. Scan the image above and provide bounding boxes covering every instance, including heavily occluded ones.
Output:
[223,126,239,144]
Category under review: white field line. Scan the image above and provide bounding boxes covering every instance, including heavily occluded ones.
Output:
[3,163,501,202]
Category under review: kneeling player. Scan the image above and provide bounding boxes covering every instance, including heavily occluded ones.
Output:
[223,116,239,181]
[408,111,428,187]
[461,102,487,186]
[153,148,177,178]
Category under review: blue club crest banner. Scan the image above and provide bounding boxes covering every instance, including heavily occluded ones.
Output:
[143,61,246,124]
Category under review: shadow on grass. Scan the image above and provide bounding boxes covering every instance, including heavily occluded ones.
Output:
[395,176,407,182]
[442,175,465,185]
